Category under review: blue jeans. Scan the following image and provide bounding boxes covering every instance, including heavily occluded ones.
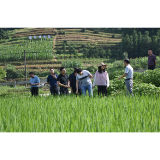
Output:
[81,84,93,97]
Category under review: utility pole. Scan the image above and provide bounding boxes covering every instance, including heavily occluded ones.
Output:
[24,50,27,87]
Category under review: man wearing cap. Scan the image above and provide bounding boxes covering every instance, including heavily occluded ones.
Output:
[148,49,157,70]
[92,62,109,96]
[118,59,133,95]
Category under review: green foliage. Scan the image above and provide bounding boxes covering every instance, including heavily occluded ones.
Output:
[1,94,160,132]
[62,60,82,68]
[0,67,6,80]
[133,82,160,96]
[140,69,160,87]
[5,64,24,79]
[85,65,97,73]
[0,40,53,61]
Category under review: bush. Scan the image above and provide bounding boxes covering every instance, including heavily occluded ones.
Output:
[140,69,160,87]
[94,30,99,34]
[133,82,160,96]
[85,65,97,74]
[0,67,6,80]
[112,34,115,38]
[107,78,125,95]
[5,64,24,79]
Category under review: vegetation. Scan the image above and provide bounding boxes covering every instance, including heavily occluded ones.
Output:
[0,94,159,132]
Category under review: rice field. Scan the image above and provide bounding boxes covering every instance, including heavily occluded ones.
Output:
[0,94,159,132]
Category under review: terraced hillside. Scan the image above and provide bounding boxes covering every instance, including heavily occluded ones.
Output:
[55,28,122,52]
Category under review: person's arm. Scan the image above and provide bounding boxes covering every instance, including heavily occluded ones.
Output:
[118,73,127,79]
[76,80,79,94]
[154,56,157,65]
[107,73,109,88]
[68,80,70,87]
[57,81,68,88]
[52,74,57,80]
[155,60,157,65]
[92,72,96,89]
[35,77,40,86]
[29,79,34,86]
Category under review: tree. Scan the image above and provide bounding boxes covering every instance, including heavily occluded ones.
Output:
[132,30,138,57]
[137,31,143,57]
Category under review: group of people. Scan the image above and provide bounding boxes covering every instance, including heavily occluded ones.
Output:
[29,49,157,97]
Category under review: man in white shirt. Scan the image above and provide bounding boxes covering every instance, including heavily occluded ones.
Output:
[76,68,93,97]
[118,59,133,95]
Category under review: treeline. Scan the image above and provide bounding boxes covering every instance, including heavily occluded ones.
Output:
[121,30,160,58]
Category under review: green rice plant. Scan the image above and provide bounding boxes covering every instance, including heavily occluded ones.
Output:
[0,94,160,132]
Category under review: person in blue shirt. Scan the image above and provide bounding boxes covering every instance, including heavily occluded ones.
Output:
[46,69,59,95]
[29,72,40,96]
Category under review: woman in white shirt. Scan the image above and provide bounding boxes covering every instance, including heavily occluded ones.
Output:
[92,62,109,96]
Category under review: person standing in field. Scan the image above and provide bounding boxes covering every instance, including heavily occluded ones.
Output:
[46,69,59,95]
[76,68,93,97]
[92,62,109,96]
[57,67,70,95]
[148,49,157,70]
[69,67,82,95]
[29,72,40,96]
[118,59,133,95]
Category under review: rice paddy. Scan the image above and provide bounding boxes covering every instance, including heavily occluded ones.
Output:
[0,94,159,132]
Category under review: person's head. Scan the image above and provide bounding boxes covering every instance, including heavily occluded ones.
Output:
[29,72,34,78]
[60,67,66,75]
[50,69,55,75]
[73,67,78,76]
[76,68,83,75]
[124,59,130,66]
[148,49,153,56]
[98,62,106,73]
[74,67,78,73]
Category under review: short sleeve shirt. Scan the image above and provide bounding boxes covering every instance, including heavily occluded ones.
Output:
[148,54,156,66]
[57,74,68,86]
[76,70,92,86]
[47,74,58,87]
[125,64,133,79]
[29,75,40,88]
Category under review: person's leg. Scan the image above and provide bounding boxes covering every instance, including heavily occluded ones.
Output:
[148,66,151,70]
[101,86,107,96]
[50,86,54,95]
[87,84,93,97]
[98,86,100,96]
[35,87,38,96]
[125,80,133,96]
[31,88,34,96]
[81,85,87,96]
[53,86,59,95]
[151,65,155,70]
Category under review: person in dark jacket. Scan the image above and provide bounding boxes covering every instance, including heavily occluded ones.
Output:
[46,69,59,95]
[69,67,81,95]
[57,67,70,95]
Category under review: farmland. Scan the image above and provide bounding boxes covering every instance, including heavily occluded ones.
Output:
[0,94,159,132]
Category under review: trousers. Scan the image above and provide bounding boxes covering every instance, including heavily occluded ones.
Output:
[31,87,39,96]
[81,84,93,97]
[98,86,107,96]
[60,87,69,95]
[50,86,59,95]
[148,65,155,70]
[125,79,133,95]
